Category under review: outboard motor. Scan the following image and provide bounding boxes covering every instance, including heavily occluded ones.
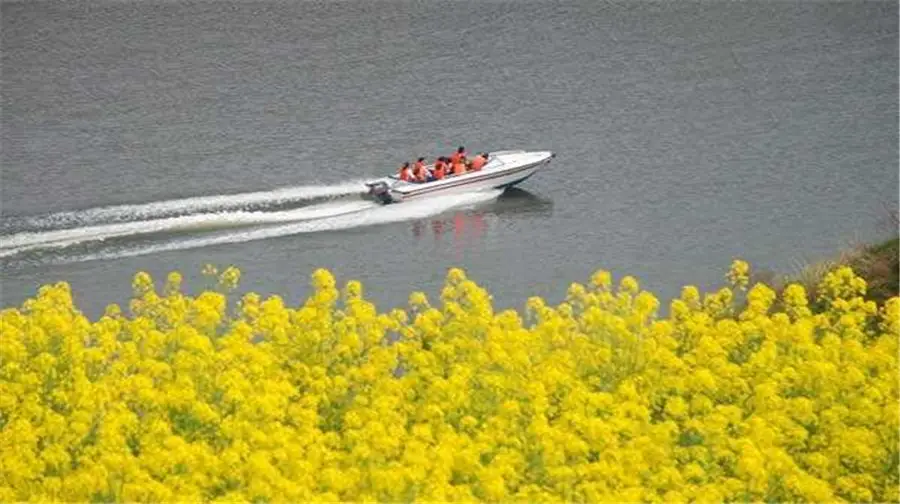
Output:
[365,181,394,204]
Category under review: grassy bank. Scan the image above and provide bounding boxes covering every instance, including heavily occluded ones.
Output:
[847,237,900,304]
[752,234,899,310]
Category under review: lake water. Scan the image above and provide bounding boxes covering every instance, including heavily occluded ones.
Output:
[2,0,897,318]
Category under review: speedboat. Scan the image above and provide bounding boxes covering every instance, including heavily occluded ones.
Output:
[364,150,555,204]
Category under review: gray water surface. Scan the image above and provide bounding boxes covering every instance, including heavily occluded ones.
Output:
[2,0,897,318]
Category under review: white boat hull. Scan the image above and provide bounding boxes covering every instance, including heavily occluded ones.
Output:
[364,150,555,204]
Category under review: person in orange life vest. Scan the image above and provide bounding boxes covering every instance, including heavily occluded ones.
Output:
[416,156,435,182]
[411,160,428,182]
[398,162,412,181]
[452,157,466,176]
[449,146,466,164]
[431,158,446,180]
[468,152,488,171]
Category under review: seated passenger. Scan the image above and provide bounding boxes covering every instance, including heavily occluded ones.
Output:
[398,162,412,181]
[432,159,446,180]
[449,146,466,164]
[468,152,488,171]
[413,161,428,182]
[452,158,466,176]
[414,157,426,175]
[433,157,446,173]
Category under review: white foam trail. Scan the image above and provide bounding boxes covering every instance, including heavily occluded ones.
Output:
[57,189,503,264]
[0,200,377,257]
[12,180,371,230]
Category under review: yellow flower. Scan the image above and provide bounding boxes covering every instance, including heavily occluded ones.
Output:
[446,267,467,285]
[218,265,241,291]
[132,271,154,296]
[619,275,640,295]
[590,269,612,291]
[0,263,896,503]
[727,259,750,290]
[681,285,702,309]
[164,271,183,295]
[664,396,688,420]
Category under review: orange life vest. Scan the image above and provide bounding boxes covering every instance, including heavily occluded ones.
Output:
[399,166,411,181]
[469,156,486,171]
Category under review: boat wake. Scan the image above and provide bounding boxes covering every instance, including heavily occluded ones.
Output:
[2,179,372,234]
[0,180,503,265]
[0,200,378,257]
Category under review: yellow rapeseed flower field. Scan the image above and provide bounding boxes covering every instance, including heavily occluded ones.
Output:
[0,261,897,502]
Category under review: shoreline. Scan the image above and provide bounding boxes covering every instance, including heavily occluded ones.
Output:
[750,234,899,309]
